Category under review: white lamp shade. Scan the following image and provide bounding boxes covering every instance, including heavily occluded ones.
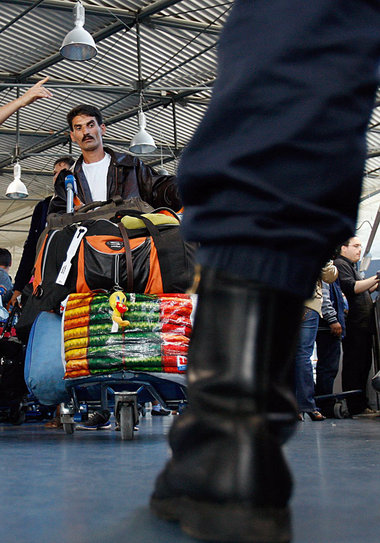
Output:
[6,162,28,198]
[130,129,157,154]
[60,1,97,61]
[130,111,157,154]
[6,178,28,199]
[60,27,97,61]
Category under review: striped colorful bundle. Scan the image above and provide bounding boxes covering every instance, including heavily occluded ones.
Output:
[63,292,194,379]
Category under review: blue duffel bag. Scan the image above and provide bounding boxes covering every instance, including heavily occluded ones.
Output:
[24,311,70,406]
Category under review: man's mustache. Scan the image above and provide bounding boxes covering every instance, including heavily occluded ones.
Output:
[82,135,94,142]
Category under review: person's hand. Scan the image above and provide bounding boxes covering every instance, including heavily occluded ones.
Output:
[7,290,21,310]
[329,322,342,337]
[19,76,52,107]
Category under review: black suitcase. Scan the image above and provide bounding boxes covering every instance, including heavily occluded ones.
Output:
[0,304,28,424]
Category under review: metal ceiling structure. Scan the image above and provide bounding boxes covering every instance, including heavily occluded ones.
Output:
[0,0,379,270]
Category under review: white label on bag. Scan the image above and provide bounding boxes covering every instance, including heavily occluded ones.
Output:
[56,226,88,285]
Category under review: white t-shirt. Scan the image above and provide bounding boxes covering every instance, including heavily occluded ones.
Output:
[82,152,111,202]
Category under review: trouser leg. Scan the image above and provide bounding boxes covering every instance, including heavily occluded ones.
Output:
[294,309,319,412]
[315,331,341,415]
[315,332,341,396]
[151,269,304,542]
[342,329,373,415]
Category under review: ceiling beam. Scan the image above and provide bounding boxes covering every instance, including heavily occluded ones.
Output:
[4,0,136,17]
[145,15,222,35]
[0,0,45,35]
[3,1,223,34]
[9,0,187,83]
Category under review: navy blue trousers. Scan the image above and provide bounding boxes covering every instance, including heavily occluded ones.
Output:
[178,0,380,298]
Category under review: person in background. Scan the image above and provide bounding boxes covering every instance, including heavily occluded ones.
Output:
[9,156,75,309]
[0,77,52,125]
[295,261,338,421]
[0,249,13,307]
[149,2,380,543]
[315,277,346,417]
[334,237,379,416]
[8,156,75,432]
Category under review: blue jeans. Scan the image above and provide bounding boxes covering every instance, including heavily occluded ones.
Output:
[295,308,319,412]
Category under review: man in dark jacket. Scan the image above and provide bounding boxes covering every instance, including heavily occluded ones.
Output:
[334,237,379,416]
[48,105,182,430]
[9,156,74,308]
[48,104,181,215]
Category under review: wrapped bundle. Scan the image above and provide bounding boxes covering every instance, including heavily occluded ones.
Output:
[63,292,194,379]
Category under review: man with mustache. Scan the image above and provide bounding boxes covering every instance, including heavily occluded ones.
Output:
[48,104,181,215]
[48,104,182,430]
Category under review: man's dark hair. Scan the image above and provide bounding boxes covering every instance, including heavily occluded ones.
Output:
[67,105,103,130]
[53,155,74,168]
[0,248,11,268]
[334,238,351,258]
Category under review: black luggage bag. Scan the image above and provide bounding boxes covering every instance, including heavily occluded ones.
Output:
[0,304,28,424]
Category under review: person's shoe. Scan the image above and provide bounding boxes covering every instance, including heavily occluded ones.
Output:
[150,267,305,543]
[304,410,326,421]
[45,415,63,429]
[151,406,171,416]
[76,410,111,430]
[352,407,380,418]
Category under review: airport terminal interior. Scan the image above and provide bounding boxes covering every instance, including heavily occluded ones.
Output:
[0,2,380,543]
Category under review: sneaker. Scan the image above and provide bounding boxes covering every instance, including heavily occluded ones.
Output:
[151,406,171,416]
[76,410,111,430]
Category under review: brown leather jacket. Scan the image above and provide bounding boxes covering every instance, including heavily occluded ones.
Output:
[48,147,182,215]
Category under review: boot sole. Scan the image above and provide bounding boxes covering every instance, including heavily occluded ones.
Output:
[150,495,291,543]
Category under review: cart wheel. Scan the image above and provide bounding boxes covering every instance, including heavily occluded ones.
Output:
[119,404,134,440]
[334,401,345,419]
[63,422,75,435]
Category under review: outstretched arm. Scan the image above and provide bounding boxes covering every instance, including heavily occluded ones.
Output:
[0,76,52,125]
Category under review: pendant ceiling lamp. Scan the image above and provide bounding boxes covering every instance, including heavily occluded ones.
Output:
[130,103,157,155]
[60,1,97,61]
[6,100,28,199]
[130,20,156,155]
[6,160,28,199]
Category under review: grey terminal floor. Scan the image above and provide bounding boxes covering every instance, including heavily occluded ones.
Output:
[0,412,379,543]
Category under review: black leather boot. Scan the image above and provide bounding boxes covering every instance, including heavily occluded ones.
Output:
[150,267,305,542]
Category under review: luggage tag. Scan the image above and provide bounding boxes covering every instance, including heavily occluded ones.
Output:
[56,226,88,286]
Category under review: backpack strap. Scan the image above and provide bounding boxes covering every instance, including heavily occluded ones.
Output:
[117,222,134,292]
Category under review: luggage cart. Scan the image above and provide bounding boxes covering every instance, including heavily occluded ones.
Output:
[60,370,187,439]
